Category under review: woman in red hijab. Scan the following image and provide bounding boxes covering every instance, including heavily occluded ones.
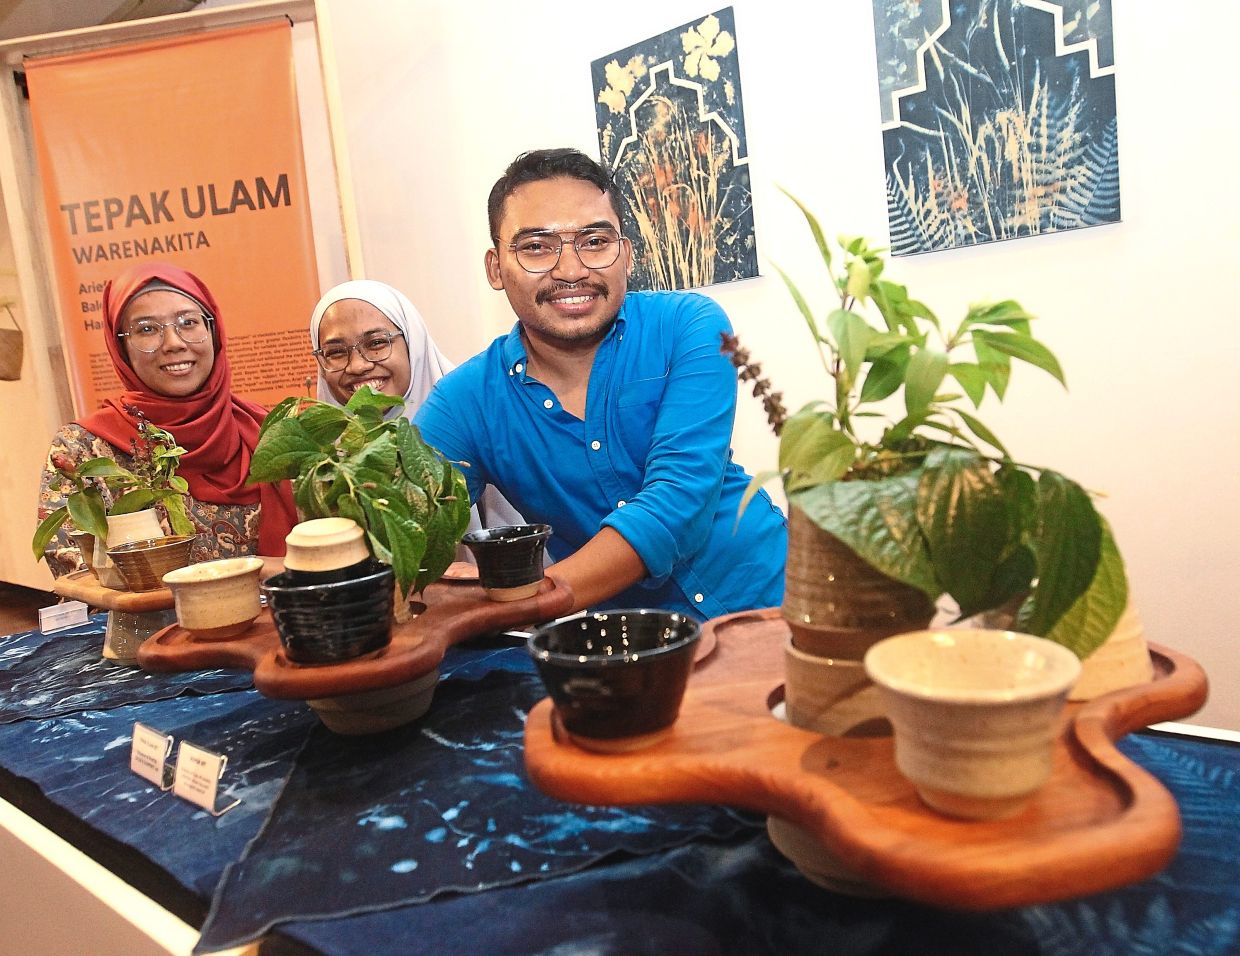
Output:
[37,262,297,576]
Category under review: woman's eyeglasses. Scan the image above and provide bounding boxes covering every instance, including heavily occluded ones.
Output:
[313,331,404,371]
[117,313,213,353]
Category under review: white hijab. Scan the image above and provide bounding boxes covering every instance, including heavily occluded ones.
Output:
[307,279,527,540]
[309,279,454,413]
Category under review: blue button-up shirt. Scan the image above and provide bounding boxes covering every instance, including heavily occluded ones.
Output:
[415,290,786,619]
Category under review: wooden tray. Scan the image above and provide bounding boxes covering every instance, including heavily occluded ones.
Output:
[52,568,174,613]
[139,575,576,700]
[523,608,1210,910]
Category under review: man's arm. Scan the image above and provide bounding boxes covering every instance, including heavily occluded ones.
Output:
[544,526,647,612]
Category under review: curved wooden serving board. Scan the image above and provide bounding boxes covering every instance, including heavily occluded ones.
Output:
[52,568,175,613]
[523,608,1209,911]
[139,576,575,700]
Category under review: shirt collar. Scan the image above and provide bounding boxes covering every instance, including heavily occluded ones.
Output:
[501,301,630,379]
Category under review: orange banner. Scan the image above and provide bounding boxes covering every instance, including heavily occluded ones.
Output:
[27,21,319,413]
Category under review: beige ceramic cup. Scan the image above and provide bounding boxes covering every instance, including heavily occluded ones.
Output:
[163,556,265,640]
[864,629,1081,821]
[283,517,370,573]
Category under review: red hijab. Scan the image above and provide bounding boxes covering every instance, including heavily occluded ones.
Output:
[78,262,296,556]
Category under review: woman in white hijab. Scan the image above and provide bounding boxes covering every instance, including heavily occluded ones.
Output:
[309,279,525,536]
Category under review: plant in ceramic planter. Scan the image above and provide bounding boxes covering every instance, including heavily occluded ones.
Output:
[246,386,472,606]
[32,414,195,561]
[726,193,1127,671]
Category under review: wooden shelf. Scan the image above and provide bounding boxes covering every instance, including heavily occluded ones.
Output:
[523,608,1209,910]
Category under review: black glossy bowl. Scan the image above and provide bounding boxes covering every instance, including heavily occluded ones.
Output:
[528,609,701,751]
[281,557,375,586]
[261,560,394,665]
[461,524,552,600]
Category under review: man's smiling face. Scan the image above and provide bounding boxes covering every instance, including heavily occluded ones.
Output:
[485,176,631,350]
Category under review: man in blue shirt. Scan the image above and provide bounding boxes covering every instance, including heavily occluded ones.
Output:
[415,148,786,619]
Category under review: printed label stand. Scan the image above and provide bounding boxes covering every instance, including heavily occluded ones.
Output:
[522,608,1209,911]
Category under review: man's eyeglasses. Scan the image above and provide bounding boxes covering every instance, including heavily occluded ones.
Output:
[506,228,625,274]
[117,313,214,353]
[313,331,405,372]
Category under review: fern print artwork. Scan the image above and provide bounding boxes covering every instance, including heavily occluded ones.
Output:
[591,8,758,291]
[873,0,1120,256]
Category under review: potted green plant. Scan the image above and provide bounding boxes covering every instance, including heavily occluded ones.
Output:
[33,414,195,581]
[725,193,1132,732]
[246,386,472,612]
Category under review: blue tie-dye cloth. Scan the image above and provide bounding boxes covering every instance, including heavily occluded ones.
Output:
[0,618,254,723]
[256,733,1240,956]
[196,667,759,952]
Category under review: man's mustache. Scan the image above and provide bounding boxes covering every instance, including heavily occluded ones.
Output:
[536,282,609,305]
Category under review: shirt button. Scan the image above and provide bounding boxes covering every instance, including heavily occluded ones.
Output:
[694,593,704,603]
[617,500,626,507]
[543,399,554,409]
[590,440,601,451]
[516,363,524,373]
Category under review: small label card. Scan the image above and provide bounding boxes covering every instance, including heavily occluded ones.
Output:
[172,741,240,816]
[38,600,89,633]
[130,722,174,789]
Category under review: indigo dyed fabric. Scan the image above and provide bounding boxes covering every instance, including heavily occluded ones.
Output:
[0,689,314,898]
[272,735,1240,956]
[197,669,759,951]
[0,614,104,670]
[0,623,254,723]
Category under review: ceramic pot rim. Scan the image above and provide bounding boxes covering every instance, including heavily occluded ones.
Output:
[261,561,392,595]
[163,556,264,585]
[864,629,1082,704]
[106,534,196,557]
[529,608,701,667]
[462,524,552,546]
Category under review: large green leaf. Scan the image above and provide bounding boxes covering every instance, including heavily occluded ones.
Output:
[31,508,71,559]
[65,487,108,542]
[953,408,1008,456]
[1039,518,1128,659]
[948,362,987,407]
[778,186,831,271]
[962,300,1034,335]
[380,506,427,597]
[971,335,1011,400]
[971,329,1065,387]
[76,457,135,481]
[915,447,1011,618]
[904,347,948,418]
[859,347,910,404]
[826,308,875,386]
[345,385,404,417]
[247,418,323,483]
[296,403,349,448]
[791,473,938,597]
[257,396,304,440]
[778,410,855,491]
[770,262,822,345]
[1021,471,1103,636]
[397,418,446,491]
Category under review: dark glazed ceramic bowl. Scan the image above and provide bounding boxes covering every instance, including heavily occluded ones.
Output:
[529,608,701,752]
[461,524,552,601]
[261,560,394,665]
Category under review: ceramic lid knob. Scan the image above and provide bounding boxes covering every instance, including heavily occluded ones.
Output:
[284,517,369,572]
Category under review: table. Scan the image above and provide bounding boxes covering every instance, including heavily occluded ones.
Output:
[1,615,1237,956]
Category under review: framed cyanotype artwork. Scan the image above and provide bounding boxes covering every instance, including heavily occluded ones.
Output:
[874,0,1119,256]
[592,8,758,290]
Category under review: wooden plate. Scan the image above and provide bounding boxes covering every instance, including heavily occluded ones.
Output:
[523,607,1209,911]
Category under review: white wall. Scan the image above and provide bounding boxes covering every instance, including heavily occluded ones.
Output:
[321,0,1239,729]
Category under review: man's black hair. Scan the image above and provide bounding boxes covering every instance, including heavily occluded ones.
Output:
[487,148,624,241]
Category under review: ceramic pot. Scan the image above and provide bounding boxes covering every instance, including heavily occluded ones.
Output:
[163,556,265,640]
[462,524,551,601]
[308,668,441,735]
[262,560,394,665]
[782,506,935,659]
[93,509,165,590]
[67,530,97,575]
[864,629,1081,820]
[107,534,197,592]
[783,638,889,737]
[529,609,700,753]
[284,517,370,573]
[1070,602,1154,701]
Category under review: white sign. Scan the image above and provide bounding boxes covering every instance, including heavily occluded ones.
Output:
[172,741,239,816]
[129,722,173,789]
